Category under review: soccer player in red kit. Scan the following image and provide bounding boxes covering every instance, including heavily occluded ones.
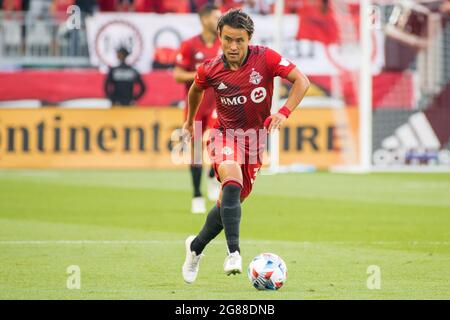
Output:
[174,3,223,214]
[182,9,310,283]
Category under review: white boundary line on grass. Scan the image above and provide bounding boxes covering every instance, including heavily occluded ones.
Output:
[0,240,178,245]
[0,240,450,245]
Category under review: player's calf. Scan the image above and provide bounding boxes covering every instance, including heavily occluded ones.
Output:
[190,204,223,254]
[220,181,242,254]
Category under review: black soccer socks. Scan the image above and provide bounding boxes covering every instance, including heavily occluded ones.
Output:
[220,183,242,254]
[190,164,203,198]
[191,205,223,254]
[190,183,242,255]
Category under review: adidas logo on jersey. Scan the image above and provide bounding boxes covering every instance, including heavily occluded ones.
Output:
[218,82,228,90]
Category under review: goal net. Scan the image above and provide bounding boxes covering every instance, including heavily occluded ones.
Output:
[267,0,450,173]
[371,0,450,171]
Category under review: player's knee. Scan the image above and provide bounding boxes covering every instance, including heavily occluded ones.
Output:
[218,161,243,185]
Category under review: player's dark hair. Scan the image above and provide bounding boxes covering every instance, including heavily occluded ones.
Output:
[198,3,219,17]
[217,9,254,37]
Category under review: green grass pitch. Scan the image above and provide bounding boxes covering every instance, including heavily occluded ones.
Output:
[0,169,449,299]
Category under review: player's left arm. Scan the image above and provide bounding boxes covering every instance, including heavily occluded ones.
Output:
[267,68,310,131]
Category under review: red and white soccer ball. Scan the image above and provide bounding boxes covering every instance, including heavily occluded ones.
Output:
[247,253,287,290]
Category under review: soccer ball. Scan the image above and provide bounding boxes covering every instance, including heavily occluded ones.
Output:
[247,253,287,290]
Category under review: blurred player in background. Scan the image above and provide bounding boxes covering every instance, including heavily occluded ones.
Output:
[173,3,222,214]
[104,46,146,107]
[181,9,310,283]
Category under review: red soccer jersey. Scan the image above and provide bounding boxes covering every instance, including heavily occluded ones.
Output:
[176,35,222,118]
[194,45,296,132]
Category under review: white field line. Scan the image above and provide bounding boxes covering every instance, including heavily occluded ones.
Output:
[0,240,450,245]
[1,288,449,295]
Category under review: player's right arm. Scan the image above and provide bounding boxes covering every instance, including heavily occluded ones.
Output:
[182,63,209,138]
[184,82,205,130]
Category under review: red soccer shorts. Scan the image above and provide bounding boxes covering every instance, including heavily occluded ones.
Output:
[206,129,264,201]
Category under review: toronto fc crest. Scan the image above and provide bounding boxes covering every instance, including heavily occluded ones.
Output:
[249,68,263,85]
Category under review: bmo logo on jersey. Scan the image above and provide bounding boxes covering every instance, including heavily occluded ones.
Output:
[219,87,267,106]
[220,96,248,106]
[250,87,267,103]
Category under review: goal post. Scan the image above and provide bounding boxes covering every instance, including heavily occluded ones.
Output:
[359,0,374,173]
[331,0,374,174]
[268,0,285,174]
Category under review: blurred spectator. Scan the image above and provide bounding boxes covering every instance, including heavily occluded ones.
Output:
[75,0,96,16]
[284,0,302,13]
[296,0,340,45]
[189,0,213,13]
[51,0,74,25]
[104,46,146,106]
[1,0,23,11]
[23,0,31,11]
[117,0,134,11]
[27,0,53,19]
[441,0,450,14]
[164,0,189,13]
[97,0,116,11]
[217,0,243,12]
[294,0,341,58]
[51,0,75,15]
[134,0,164,12]
[242,0,274,14]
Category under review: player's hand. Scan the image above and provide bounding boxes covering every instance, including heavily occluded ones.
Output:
[264,113,287,132]
[182,121,194,143]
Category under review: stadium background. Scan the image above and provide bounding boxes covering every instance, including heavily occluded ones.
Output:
[0,0,449,300]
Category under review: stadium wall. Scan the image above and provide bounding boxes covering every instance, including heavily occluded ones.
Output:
[0,108,359,169]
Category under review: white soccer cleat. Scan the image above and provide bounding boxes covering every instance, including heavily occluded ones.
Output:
[224,251,242,276]
[191,197,206,214]
[206,176,221,201]
[182,235,203,284]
